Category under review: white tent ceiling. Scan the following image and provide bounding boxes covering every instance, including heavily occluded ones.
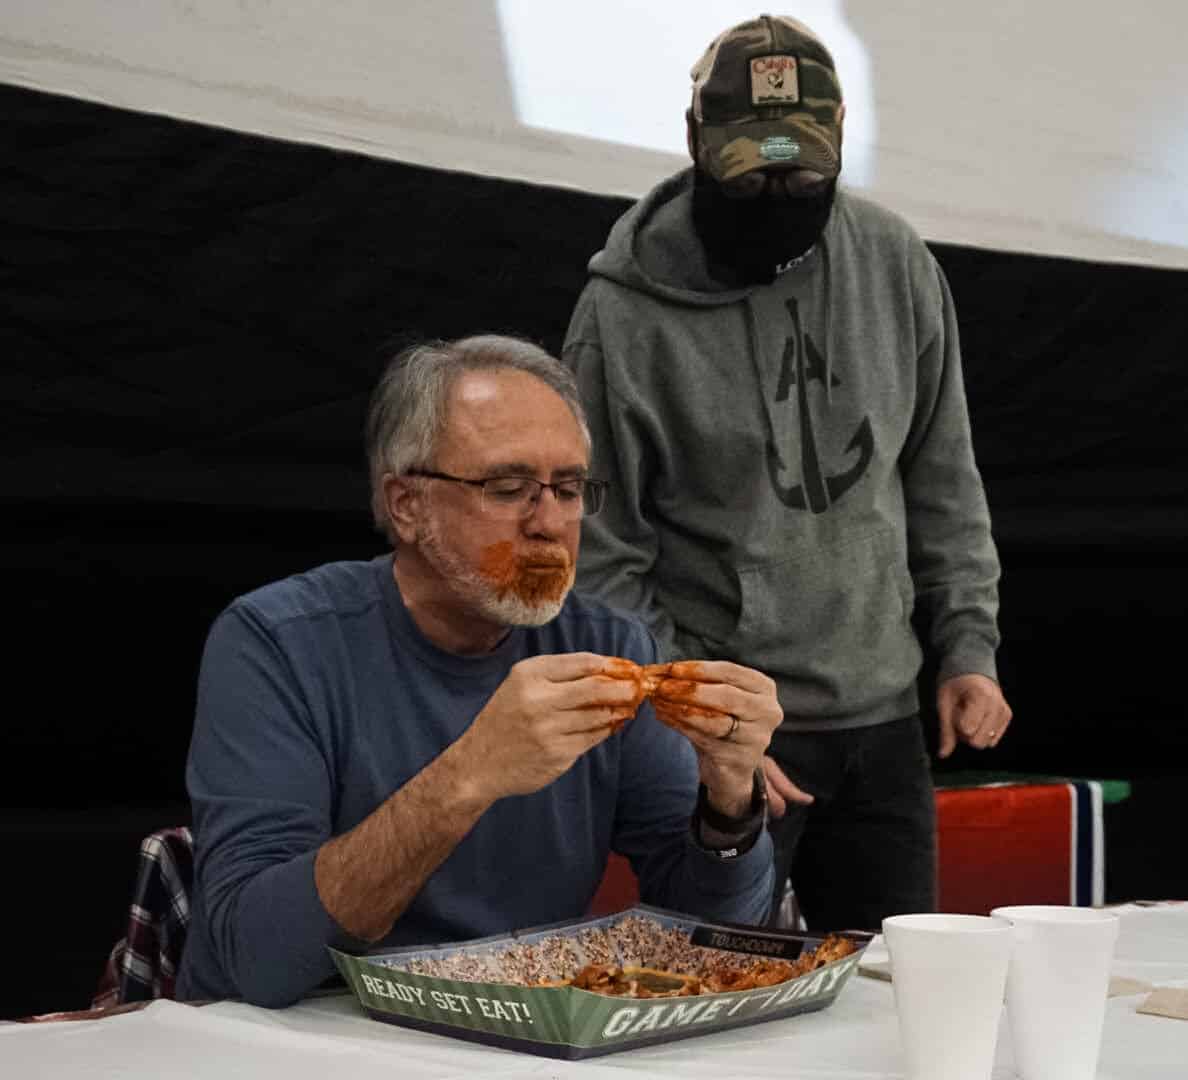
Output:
[3,0,1186,269]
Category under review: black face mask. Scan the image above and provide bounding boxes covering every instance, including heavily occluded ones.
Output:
[691,169,837,286]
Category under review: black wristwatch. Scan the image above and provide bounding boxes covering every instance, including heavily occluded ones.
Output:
[691,767,768,859]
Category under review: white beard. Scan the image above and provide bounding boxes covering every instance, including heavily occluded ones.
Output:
[418,511,573,627]
[476,589,567,628]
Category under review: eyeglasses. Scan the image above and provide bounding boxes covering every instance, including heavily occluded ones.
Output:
[406,470,608,520]
[720,168,831,200]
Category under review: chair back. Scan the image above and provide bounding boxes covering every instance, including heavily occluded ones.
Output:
[92,826,193,1008]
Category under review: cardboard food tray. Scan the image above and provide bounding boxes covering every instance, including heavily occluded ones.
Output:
[330,905,872,1060]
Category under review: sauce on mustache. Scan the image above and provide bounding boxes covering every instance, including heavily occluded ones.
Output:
[478,541,573,605]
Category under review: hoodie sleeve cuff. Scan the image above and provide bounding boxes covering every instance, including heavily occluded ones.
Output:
[937,637,999,686]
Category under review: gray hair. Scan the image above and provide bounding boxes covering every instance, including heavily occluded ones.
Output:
[365,334,591,541]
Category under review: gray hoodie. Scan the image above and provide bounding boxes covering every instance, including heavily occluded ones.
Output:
[563,169,1000,731]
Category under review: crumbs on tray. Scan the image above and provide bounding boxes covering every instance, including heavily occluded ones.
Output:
[377,914,856,998]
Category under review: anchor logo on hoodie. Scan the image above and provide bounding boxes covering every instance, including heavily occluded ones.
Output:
[766,297,873,512]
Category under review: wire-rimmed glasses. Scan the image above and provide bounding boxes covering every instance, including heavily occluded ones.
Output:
[406,470,608,521]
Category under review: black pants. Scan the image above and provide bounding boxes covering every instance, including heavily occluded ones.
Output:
[765,715,937,933]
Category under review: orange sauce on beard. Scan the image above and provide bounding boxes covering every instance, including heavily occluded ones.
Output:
[477,540,573,606]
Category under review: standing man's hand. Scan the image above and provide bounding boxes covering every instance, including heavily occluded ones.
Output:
[761,756,815,819]
[936,673,1012,758]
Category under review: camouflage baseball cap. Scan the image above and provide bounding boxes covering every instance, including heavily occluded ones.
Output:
[690,14,843,182]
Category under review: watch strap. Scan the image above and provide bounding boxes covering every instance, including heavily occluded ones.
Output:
[691,767,767,859]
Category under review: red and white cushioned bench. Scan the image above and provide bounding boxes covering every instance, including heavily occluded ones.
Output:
[935,776,1109,914]
[589,777,1115,921]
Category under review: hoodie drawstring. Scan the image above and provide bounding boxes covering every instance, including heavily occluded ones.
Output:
[746,295,787,472]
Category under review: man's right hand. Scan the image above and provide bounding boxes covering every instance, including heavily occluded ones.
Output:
[459,653,641,801]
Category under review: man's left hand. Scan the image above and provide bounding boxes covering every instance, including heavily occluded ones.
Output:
[937,673,1012,758]
[649,660,782,817]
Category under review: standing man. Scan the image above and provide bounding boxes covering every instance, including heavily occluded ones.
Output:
[178,335,780,1007]
[563,15,1011,931]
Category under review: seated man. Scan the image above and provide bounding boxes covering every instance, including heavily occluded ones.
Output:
[177,334,781,1007]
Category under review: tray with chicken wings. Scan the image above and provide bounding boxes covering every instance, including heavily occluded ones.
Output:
[331,905,871,1059]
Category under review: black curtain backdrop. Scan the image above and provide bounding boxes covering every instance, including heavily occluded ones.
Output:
[3,83,1186,1016]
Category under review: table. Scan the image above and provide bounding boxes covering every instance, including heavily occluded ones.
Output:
[5,904,1186,1078]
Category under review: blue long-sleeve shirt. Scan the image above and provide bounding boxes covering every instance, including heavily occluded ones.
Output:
[177,556,773,1006]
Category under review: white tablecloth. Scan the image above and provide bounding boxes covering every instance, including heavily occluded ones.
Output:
[5,905,1186,1079]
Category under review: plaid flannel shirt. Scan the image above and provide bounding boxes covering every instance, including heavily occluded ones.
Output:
[93,826,194,1008]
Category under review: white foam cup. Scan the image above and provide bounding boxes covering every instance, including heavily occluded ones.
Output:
[882,913,1012,1080]
[990,905,1120,1080]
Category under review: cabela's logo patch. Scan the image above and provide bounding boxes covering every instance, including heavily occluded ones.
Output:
[751,54,799,105]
